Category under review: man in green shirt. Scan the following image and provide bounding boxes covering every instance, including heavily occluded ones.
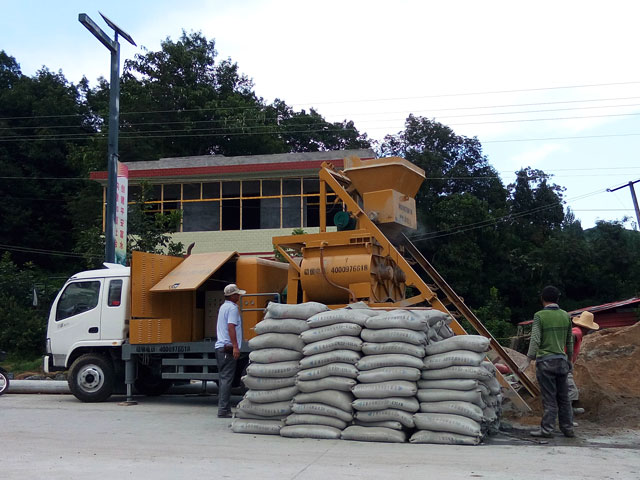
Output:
[527,285,575,438]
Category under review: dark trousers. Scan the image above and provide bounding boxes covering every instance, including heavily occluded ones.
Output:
[536,357,574,433]
[215,348,237,414]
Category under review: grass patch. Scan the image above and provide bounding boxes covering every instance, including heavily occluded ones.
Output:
[1,355,44,375]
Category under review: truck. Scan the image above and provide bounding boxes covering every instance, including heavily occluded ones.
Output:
[44,155,537,406]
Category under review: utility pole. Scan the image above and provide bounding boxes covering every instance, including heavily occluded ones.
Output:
[79,12,136,263]
[607,179,640,229]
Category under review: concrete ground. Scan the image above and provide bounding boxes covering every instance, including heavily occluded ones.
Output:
[1,392,639,480]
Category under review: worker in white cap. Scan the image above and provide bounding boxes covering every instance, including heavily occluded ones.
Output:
[214,283,246,418]
[567,311,600,415]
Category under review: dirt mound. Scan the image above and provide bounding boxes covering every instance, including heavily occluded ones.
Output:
[574,322,640,427]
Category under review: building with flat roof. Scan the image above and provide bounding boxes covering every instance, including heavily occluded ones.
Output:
[90,149,375,256]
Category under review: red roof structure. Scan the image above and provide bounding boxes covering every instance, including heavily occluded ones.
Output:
[568,297,640,329]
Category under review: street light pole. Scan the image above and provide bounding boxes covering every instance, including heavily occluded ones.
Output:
[79,12,135,263]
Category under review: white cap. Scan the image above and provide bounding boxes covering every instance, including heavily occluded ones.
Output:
[224,284,246,296]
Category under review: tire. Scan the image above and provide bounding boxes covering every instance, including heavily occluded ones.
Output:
[68,354,115,402]
[134,367,172,396]
[0,368,9,395]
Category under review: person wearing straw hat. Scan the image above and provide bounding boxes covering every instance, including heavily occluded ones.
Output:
[567,311,600,414]
[214,283,246,418]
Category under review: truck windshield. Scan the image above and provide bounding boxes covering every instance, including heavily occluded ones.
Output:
[56,281,101,321]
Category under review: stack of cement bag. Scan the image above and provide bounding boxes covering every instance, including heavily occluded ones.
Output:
[342,310,432,443]
[232,302,327,435]
[280,308,368,440]
[410,335,500,445]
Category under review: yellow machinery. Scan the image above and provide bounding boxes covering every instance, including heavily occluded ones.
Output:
[273,155,539,407]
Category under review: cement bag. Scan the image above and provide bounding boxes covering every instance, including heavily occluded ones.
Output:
[417,379,479,391]
[249,348,303,363]
[296,363,358,381]
[352,397,419,413]
[354,420,403,430]
[286,413,347,430]
[254,318,309,335]
[356,354,424,371]
[297,376,357,393]
[362,342,425,358]
[422,350,486,370]
[482,376,501,395]
[242,375,296,390]
[302,336,363,356]
[299,350,361,369]
[413,309,451,327]
[300,323,362,343]
[419,401,484,423]
[421,365,494,381]
[352,380,417,399]
[413,413,482,437]
[231,418,283,435]
[417,388,483,406]
[345,301,381,316]
[481,361,496,374]
[357,366,421,383]
[483,406,497,423]
[438,324,455,339]
[342,426,407,443]
[294,390,353,412]
[244,385,299,404]
[292,402,353,422]
[237,399,292,418]
[424,335,490,355]
[361,328,427,345]
[246,361,300,378]
[409,430,480,446]
[364,311,427,331]
[264,301,328,320]
[354,409,415,428]
[280,425,341,440]
[307,309,369,327]
[248,333,304,352]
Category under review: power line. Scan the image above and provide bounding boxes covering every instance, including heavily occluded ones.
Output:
[0,243,102,259]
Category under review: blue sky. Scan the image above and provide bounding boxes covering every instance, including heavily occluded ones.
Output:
[2,0,640,229]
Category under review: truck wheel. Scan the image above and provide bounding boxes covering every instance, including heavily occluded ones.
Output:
[134,370,172,396]
[68,354,114,402]
[0,368,9,395]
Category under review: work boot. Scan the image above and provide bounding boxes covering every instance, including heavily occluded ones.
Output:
[573,407,585,414]
[562,429,576,438]
[530,429,553,438]
[217,411,232,418]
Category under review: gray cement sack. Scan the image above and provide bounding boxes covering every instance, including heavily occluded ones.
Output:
[280,425,342,439]
[409,429,480,445]
[249,348,303,364]
[419,401,484,423]
[244,385,299,404]
[302,336,363,356]
[293,390,354,412]
[413,413,482,437]
[424,335,490,355]
[422,350,486,370]
[296,363,358,381]
[413,309,451,327]
[297,376,357,393]
[483,406,498,423]
[344,301,381,316]
[352,380,418,399]
[300,323,362,343]
[438,324,455,339]
[264,301,328,320]
[354,408,415,428]
[291,402,353,422]
[482,376,501,395]
[361,328,427,345]
[352,396,419,413]
[246,361,300,378]
[242,375,296,390]
[254,318,309,335]
[299,350,361,368]
[231,418,283,435]
[417,388,483,406]
[481,361,496,373]
[342,426,407,443]
[420,365,494,381]
[237,399,292,418]
[307,309,369,327]
[354,420,403,430]
[417,379,479,391]
[285,413,347,430]
[356,354,424,371]
[248,333,305,352]
[357,366,421,383]
[361,341,425,358]
[364,311,427,331]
